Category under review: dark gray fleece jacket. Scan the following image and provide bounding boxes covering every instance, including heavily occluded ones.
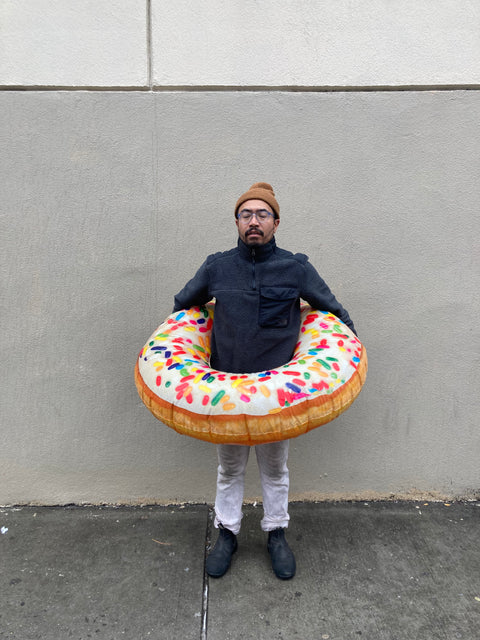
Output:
[173,237,356,374]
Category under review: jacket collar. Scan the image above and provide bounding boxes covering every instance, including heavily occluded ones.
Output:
[237,236,276,262]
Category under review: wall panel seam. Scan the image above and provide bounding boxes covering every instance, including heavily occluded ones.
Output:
[1,85,479,93]
[146,0,152,90]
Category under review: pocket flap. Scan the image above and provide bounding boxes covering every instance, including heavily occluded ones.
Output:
[260,286,298,300]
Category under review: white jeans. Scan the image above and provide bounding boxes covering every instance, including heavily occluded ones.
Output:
[214,441,290,535]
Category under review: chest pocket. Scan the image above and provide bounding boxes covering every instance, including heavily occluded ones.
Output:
[259,286,299,328]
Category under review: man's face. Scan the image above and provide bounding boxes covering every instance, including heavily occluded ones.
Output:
[236,199,279,246]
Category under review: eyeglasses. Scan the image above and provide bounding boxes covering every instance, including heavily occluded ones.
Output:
[237,209,275,222]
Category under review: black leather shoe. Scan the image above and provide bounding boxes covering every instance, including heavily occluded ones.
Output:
[267,528,296,579]
[206,526,238,578]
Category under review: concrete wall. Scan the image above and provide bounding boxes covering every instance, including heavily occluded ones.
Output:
[1,1,479,505]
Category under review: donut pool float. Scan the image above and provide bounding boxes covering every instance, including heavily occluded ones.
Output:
[135,305,367,445]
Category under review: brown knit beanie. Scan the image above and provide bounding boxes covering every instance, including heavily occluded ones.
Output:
[234,182,280,219]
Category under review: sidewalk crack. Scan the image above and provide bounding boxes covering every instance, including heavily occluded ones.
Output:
[201,506,214,640]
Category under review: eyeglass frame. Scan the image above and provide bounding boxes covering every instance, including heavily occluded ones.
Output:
[236,208,276,223]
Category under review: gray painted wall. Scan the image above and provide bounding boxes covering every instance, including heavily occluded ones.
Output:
[1,1,479,504]
[1,90,478,504]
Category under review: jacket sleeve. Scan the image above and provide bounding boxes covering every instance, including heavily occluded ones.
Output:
[173,260,212,312]
[300,261,357,335]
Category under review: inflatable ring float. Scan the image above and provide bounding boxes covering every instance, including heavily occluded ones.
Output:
[135,305,367,445]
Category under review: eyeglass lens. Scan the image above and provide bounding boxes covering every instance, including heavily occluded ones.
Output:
[238,209,272,221]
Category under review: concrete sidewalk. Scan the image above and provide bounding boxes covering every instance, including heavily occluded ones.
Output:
[1,501,479,640]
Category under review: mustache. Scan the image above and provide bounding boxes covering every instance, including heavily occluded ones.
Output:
[246,228,264,236]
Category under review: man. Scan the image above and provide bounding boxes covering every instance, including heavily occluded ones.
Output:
[173,182,356,580]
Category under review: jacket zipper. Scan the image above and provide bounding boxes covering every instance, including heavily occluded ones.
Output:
[251,248,256,290]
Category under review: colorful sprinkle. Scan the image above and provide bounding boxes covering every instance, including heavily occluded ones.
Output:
[232,378,253,388]
[211,390,225,406]
[292,378,306,387]
[199,385,211,393]
[286,382,302,394]
[316,359,331,370]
